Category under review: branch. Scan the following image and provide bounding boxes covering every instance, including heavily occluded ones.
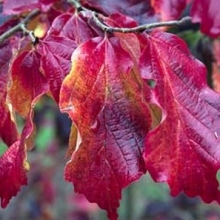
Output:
[93,13,192,33]
[67,0,83,11]
[69,0,192,33]
[0,9,40,44]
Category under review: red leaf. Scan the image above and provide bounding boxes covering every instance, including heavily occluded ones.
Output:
[0,42,18,146]
[9,50,48,118]
[105,13,144,65]
[0,141,28,208]
[191,0,220,38]
[3,0,56,14]
[60,37,151,219]
[81,0,158,24]
[141,31,220,203]
[151,0,187,20]
[48,12,97,44]
[0,47,50,207]
[0,42,12,101]
[37,36,77,103]
[46,13,72,36]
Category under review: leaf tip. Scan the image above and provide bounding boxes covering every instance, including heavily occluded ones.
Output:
[1,198,8,209]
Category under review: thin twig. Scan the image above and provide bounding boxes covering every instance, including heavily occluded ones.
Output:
[68,0,192,33]
[0,9,40,44]
[1,0,192,43]
[92,13,192,33]
[20,23,38,44]
[67,0,83,11]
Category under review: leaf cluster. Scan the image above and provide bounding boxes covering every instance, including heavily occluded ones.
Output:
[0,0,220,219]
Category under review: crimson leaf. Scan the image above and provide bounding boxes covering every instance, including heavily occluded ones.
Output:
[60,36,152,219]
[37,35,77,103]
[140,31,220,203]
[48,12,97,44]
[9,50,48,117]
[0,42,17,146]
[0,141,29,208]
[0,48,50,208]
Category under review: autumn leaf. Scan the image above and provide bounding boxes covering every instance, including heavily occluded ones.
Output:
[9,48,48,150]
[60,36,152,219]
[141,31,220,203]
[46,13,72,36]
[0,141,29,208]
[9,49,48,118]
[48,12,98,44]
[0,42,18,146]
[191,0,220,38]
[0,47,50,208]
[37,35,77,103]
[104,13,143,64]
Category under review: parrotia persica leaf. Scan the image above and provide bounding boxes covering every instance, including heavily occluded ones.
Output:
[191,0,220,38]
[0,42,18,146]
[37,36,77,103]
[0,48,50,207]
[48,13,98,44]
[9,50,48,118]
[60,36,152,219]
[0,141,28,208]
[141,31,220,203]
